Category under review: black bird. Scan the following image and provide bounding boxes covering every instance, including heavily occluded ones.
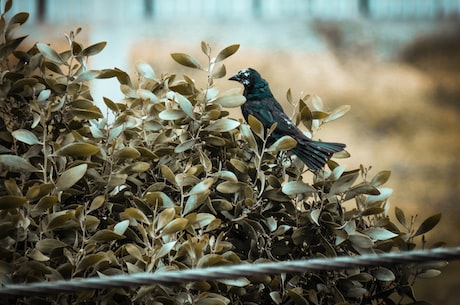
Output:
[229,68,345,171]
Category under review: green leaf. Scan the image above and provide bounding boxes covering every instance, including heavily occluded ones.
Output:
[75,253,110,274]
[349,233,374,249]
[216,181,245,194]
[197,254,228,268]
[103,97,119,112]
[0,195,27,209]
[171,53,202,69]
[0,36,27,59]
[325,105,351,122]
[286,88,293,104]
[37,89,51,102]
[123,244,145,263]
[74,70,100,83]
[161,218,188,235]
[365,187,393,204]
[9,77,38,93]
[27,248,49,261]
[371,267,396,281]
[56,142,100,157]
[189,178,214,196]
[12,129,41,145]
[36,239,67,254]
[89,195,105,213]
[215,44,240,62]
[119,162,150,174]
[113,147,141,159]
[55,164,87,192]
[0,154,39,172]
[344,183,380,200]
[370,170,391,187]
[414,213,442,237]
[98,68,132,86]
[80,41,107,57]
[311,111,329,120]
[156,208,176,231]
[248,114,264,139]
[36,43,65,64]
[205,118,240,132]
[43,61,64,75]
[364,227,398,241]
[240,124,257,151]
[121,207,150,224]
[213,94,245,108]
[268,135,297,152]
[310,209,321,226]
[282,181,316,195]
[287,289,309,305]
[418,269,442,279]
[329,170,359,195]
[8,12,29,26]
[175,92,196,119]
[155,241,177,259]
[160,164,176,185]
[136,62,156,80]
[212,64,226,79]
[201,41,211,56]
[218,278,250,287]
[4,0,13,14]
[175,173,200,187]
[395,207,407,228]
[159,109,186,120]
[71,41,82,56]
[89,229,125,242]
[184,191,210,215]
[229,159,248,174]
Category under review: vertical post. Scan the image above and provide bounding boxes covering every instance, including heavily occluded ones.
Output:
[145,0,155,18]
[37,0,46,23]
[358,0,370,18]
[252,0,262,19]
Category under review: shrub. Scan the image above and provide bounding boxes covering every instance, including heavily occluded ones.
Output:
[0,4,444,305]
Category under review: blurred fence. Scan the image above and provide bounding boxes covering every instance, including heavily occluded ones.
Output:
[7,0,460,24]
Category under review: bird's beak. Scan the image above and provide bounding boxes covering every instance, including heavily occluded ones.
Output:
[228,74,239,82]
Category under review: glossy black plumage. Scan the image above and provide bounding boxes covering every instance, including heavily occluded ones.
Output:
[229,68,345,171]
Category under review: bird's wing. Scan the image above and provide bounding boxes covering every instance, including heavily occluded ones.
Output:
[266,98,304,137]
[243,97,305,139]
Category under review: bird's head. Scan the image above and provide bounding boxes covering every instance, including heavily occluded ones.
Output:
[229,68,262,88]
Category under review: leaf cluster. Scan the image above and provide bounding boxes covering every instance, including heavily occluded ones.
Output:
[0,4,445,305]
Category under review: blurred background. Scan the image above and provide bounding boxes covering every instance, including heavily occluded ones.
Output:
[7,0,460,303]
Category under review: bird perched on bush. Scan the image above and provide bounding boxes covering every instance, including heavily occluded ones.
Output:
[229,68,345,171]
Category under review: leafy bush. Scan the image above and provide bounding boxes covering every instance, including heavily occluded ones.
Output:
[0,3,444,305]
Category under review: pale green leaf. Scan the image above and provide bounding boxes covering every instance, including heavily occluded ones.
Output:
[12,129,41,145]
[171,53,202,69]
[282,181,316,195]
[55,164,87,192]
[0,154,39,172]
[36,43,65,64]
[136,62,156,80]
[215,44,240,62]
[325,104,351,122]
[56,142,100,157]
[414,213,442,237]
[268,135,297,152]
[205,118,240,132]
[175,92,196,119]
[80,41,107,57]
[213,94,246,108]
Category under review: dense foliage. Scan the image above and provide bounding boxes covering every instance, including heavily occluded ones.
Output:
[0,3,444,305]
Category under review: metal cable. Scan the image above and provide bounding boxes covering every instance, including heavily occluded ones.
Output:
[2,247,460,296]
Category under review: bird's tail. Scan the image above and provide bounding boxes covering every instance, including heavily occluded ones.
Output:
[292,140,345,171]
